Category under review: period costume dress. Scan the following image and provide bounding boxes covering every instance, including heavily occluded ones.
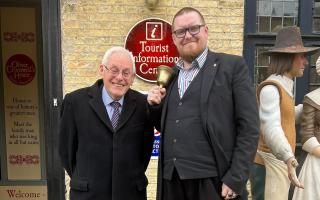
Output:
[293,81,320,200]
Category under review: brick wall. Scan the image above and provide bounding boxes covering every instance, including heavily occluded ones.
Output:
[60,0,245,199]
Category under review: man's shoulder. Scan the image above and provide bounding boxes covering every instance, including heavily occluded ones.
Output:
[208,51,243,62]
[206,51,246,72]
[64,79,102,101]
[65,86,90,100]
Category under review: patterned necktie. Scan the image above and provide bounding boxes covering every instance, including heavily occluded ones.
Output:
[110,101,121,129]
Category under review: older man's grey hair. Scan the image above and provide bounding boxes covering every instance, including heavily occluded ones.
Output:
[101,46,136,74]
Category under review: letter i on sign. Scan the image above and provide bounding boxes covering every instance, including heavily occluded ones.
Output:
[146,22,162,41]
[151,25,157,38]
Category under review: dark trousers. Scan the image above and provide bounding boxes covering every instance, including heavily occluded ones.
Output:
[163,169,224,200]
[250,163,265,200]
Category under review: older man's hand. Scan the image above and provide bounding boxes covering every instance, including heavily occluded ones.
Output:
[147,86,166,106]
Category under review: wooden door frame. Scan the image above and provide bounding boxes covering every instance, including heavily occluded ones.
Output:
[41,0,65,199]
[0,0,64,199]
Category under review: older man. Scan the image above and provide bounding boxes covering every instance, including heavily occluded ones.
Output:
[59,46,154,200]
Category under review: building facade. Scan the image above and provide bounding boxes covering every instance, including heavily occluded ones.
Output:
[0,0,319,200]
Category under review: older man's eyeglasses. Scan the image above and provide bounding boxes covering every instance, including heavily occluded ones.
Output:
[103,65,132,78]
[173,24,205,38]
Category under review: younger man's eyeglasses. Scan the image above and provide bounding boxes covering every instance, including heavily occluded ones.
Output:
[172,24,205,38]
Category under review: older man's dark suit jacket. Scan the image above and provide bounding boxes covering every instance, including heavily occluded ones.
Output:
[154,51,260,200]
[59,79,154,200]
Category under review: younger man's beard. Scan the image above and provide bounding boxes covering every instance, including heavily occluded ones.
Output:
[180,49,201,63]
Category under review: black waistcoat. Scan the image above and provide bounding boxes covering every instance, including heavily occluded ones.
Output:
[163,67,217,180]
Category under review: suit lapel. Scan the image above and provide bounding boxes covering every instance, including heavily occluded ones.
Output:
[88,80,114,131]
[200,51,219,128]
[200,52,219,104]
[117,90,136,131]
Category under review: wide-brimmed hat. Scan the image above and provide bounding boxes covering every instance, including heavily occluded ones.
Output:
[264,26,319,55]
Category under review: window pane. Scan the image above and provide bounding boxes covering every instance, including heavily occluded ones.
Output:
[309,85,319,92]
[271,17,282,32]
[308,52,320,92]
[283,2,298,16]
[257,52,269,67]
[310,52,320,66]
[272,2,283,16]
[255,67,269,87]
[309,68,320,84]
[259,16,270,32]
[313,18,320,32]
[314,0,320,32]
[283,17,294,26]
[258,1,271,16]
[314,0,320,16]
[254,47,271,87]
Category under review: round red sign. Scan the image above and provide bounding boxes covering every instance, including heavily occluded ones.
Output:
[125,18,179,82]
[5,54,36,85]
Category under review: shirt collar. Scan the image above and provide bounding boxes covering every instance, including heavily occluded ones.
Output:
[101,86,124,106]
[268,74,294,97]
[176,47,208,70]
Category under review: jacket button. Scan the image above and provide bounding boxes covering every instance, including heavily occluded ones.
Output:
[176,120,179,123]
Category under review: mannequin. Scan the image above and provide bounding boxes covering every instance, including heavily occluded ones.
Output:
[254,26,319,200]
[293,56,320,199]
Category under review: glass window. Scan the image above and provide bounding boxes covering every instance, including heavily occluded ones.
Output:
[254,46,271,86]
[257,0,298,33]
[258,16,270,32]
[314,18,320,32]
[271,17,283,32]
[258,1,271,15]
[309,52,320,91]
[313,0,320,32]
[283,17,295,27]
[314,0,320,15]
[284,2,298,16]
[272,2,283,16]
